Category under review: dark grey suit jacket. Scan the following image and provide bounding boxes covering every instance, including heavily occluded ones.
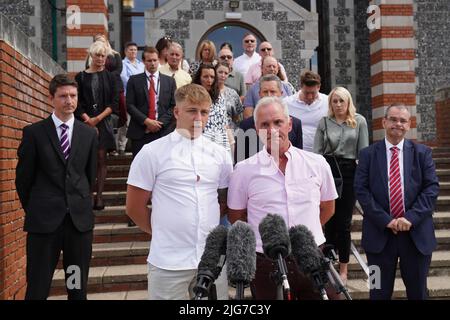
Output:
[15,117,98,233]
[126,72,177,140]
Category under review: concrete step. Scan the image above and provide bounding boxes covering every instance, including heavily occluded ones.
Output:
[95,206,129,224]
[96,191,126,207]
[351,211,450,231]
[93,223,151,243]
[351,229,450,250]
[347,275,450,299]
[106,165,130,178]
[106,153,133,166]
[437,169,450,183]
[50,264,148,296]
[346,250,450,279]
[49,290,147,300]
[437,196,450,212]
[103,177,127,192]
[439,182,450,196]
[435,158,450,170]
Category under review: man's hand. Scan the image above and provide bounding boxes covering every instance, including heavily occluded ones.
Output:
[144,118,163,133]
[387,219,398,234]
[396,217,412,232]
[84,116,99,128]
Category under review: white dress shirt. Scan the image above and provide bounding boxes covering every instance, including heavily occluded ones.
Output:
[385,138,405,206]
[127,130,233,270]
[52,113,75,147]
[284,92,329,152]
[233,52,261,77]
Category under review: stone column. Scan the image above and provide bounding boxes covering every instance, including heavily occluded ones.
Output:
[66,0,109,73]
[369,0,416,141]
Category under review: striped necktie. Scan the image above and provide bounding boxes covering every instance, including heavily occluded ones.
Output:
[60,123,70,160]
[389,146,404,218]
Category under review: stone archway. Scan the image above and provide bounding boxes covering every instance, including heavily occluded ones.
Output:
[146,0,318,89]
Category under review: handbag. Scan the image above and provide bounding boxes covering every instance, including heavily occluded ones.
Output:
[323,118,343,198]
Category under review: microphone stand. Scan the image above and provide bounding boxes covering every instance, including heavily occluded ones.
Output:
[322,249,352,300]
[274,253,291,300]
[235,282,245,300]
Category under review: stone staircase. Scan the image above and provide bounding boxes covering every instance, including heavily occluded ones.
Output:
[49,147,450,300]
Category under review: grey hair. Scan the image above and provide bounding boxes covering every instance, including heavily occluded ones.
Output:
[254,96,290,124]
[384,103,410,118]
[169,42,184,53]
[259,74,282,92]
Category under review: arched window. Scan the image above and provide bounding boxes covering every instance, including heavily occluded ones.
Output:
[199,22,265,57]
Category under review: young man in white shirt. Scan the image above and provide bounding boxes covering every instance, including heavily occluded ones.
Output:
[284,70,328,152]
[126,84,233,300]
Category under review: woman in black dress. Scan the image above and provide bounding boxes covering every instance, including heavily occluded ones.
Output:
[76,41,119,210]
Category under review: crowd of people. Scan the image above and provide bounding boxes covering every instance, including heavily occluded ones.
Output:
[15,32,439,301]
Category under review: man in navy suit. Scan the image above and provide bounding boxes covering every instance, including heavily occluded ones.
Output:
[126,46,176,157]
[16,74,97,299]
[236,74,302,162]
[354,103,439,300]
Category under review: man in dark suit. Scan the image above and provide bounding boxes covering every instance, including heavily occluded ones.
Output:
[126,46,176,157]
[354,103,439,300]
[235,74,302,162]
[15,74,98,300]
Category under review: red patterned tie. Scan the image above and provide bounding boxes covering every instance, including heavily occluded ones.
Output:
[389,146,404,218]
[148,74,156,120]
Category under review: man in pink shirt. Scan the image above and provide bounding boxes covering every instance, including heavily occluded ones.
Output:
[227,96,338,299]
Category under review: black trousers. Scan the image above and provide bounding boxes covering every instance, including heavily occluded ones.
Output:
[25,214,93,300]
[324,158,356,263]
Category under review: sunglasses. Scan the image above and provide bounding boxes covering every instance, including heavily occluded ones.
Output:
[260,47,272,52]
[220,55,233,60]
[244,39,256,43]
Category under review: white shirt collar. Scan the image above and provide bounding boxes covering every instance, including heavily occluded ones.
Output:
[172,128,205,146]
[296,91,324,106]
[51,113,74,129]
[385,138,404,153]
[145,70,159,80]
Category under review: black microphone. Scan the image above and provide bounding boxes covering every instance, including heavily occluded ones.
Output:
[259,214,292,300]
[289,224,329,300]
[226,221,256,300]
[194,225,228,300]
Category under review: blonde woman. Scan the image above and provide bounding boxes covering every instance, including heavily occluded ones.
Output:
[189,40,218,77]
[76,41,119,210]
[313,86,369,284]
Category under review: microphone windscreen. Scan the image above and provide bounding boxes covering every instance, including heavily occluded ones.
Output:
[198,225,228,279]
[226,221,256,284]
[289,224,323,274]
[259,213,291,259]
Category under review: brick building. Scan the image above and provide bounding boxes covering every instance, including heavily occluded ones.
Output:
[1,0,449,299]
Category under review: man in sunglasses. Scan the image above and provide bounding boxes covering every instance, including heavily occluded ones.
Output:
[233,33,261,77]
[218,47,246,100]
[245,41,288,86]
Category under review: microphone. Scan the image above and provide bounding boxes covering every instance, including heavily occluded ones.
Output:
[259,214,292,300]
[289,224,329,300]
[226,221,256,300]
[194,225,228,300]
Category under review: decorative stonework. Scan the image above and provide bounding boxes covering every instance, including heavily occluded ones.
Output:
[148,0,318,90]
[415,0,450,142]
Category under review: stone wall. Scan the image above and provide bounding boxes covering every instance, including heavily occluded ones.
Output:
[414,0,450,142]
[435,87,450,147]
[354,0,372,141]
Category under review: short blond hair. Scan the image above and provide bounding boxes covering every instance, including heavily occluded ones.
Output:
[328,86,357,128]
[88,41,107,57]
[175,84,212,106]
